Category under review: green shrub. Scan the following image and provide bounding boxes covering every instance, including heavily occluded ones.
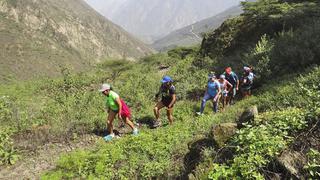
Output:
[0,96,13,124]
[167,46,198,59]
[244,34,273,81]
[270,21,320,75]
[0,128,19,165]
[208,108,306,179]
[304,149,320,178]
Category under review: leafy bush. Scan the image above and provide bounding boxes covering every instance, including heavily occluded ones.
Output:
[242,0,296,21]
[208,108,307,179]
[0,128,19,165]
[167,46,198,59]
[200,16,244,57]
[270,20,320,75]
[304,149,320,178]
[244,34,273,82]
[0,96,13,125]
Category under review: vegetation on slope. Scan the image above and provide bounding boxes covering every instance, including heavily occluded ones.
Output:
[0,49,206,167]
[41,0,320,178]
[1,0,320,179]
[200,0,320,78]
[204,68,320,179]
[39,64,320,179]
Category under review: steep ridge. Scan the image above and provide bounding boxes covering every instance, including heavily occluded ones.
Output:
[0,0,153,82]
[152,5,243,51]
[86,0,242,43]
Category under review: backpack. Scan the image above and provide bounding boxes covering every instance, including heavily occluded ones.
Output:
[242,72,254,86]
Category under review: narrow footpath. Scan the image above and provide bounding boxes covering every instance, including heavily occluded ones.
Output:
[0,135,100,180]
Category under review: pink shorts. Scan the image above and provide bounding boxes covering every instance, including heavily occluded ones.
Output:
[120,99,131,119]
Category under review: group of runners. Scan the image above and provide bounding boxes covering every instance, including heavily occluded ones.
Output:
[99,66,255,141]
[197,66,255,115]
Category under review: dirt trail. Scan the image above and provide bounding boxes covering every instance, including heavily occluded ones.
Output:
[189,25,201,41]
[0,135,100,180]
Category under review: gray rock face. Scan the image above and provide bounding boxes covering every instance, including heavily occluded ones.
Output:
[211,123,238,148]
[210,106,258,148]
[276,150,307,179]
[237,106,258,127]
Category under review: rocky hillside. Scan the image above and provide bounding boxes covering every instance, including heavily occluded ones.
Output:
[0,0,153,82]
[152,5,243,51]
[86,0,242,43]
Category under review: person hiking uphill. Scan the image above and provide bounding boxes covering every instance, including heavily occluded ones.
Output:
[218,74,233,111]
[240,66,255,98]
[99,84,138,141]
[223,67,239,105]
[196,73,221,115]
[153,76,176,127]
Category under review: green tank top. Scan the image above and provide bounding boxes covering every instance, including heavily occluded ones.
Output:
[105,91,120,111]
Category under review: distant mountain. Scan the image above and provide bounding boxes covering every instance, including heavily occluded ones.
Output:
[85,0,242,43]
[0,0,153,82]
[152,6,243,51]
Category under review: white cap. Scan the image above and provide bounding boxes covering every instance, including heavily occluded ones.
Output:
[99,83,111,92]
[244,66,251,72]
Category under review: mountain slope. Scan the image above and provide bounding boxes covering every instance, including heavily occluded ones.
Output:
[0,0,153,82]
[85,0,242,43]
[152,5,243,51]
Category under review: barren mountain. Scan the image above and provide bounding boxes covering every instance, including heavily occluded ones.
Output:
[0,0,153,82]
[152,5,243,51]
[86,0,242,43]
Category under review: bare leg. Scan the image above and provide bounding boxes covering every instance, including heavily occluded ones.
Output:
[242,89,250,98]
[222,96,226,111]
[212,99,219,113]
[166,107,174,125]
[226,96,231,106]
[107,110,117,135]
[124,117,135,130]
[154,101,165,121]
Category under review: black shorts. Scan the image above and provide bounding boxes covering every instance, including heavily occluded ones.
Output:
[110,109,119,113]
[161,98,175,108]
[241,85,252,91]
